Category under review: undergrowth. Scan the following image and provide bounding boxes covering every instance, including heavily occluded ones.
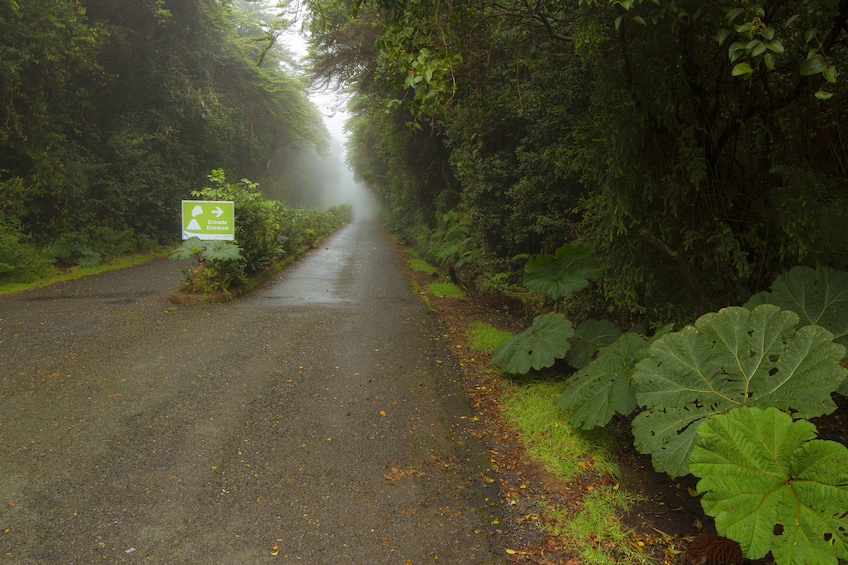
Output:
[0,247,172,296]
[546,487,651,565]
[409,258,440,275]
[427,281,465,298]
[466,321,513,352]
[499,379,651,564]
[500,380,619,480]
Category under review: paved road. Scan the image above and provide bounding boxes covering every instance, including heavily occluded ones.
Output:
[0,220,505,564]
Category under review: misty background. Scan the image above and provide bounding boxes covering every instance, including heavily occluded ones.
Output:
[240,0,375,218]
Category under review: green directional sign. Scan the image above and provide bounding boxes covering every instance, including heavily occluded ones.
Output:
[181,200,235,240]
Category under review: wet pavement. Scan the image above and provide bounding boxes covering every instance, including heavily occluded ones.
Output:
[0,219,505,564]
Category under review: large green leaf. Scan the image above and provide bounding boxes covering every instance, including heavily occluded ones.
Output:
[565,319,622,369]
[523,243,600,300]
[203,240,243,262]
[558,332,647,429]
[491,312,574,374]
[632,304,846,477]
[746,266,848,349]
[689,407,848,565]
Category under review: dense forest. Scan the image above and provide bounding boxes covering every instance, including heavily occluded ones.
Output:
[305,0,848,323]
[0,0,347,282]
[2,0,846,322]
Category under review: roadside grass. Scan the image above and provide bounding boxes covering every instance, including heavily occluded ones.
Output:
[409,258,440,275]
[427,281,465,298]
[467,321,513,352]
[500,380,619,479]
[0,247,172,296]
[499,379,649,565]
[546,487,651,565]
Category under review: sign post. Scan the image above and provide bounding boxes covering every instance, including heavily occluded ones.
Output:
[181,200,235,241]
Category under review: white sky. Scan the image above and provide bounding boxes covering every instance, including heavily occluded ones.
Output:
[282,25,349,143]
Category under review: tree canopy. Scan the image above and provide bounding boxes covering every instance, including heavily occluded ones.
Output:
[305,0,848,323]
[0,0,331,281]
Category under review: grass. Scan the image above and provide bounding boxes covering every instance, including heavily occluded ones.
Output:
[499,379,650,564]
[500,379,619,480]
[427,281,465,298]
[466,321,513,352]
[0,247,172,296]
[408,258,440,275]
[546,487,651,565]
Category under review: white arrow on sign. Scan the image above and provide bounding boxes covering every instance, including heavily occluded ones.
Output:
[212,206,224,218]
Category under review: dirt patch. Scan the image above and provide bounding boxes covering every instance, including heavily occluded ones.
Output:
[396,243,848,565]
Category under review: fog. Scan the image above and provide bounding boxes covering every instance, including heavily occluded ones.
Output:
[260,137,378,220]
[248,0,378,220]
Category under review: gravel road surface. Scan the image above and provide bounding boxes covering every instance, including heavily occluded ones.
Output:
[0,219,505,564]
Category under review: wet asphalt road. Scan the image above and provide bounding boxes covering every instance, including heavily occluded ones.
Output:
[0,219,505,564]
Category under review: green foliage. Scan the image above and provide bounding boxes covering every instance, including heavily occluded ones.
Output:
[408,258,439,275]
[170,237,243,264]
[466,322,513,353]
[558,327,672,430]
[0,0,327,277]
[0,221,55,283]
[631,304,847,478]
[170,237,245,293]
[52,242,102,269]
[491,242,608,375]
[565,319,622,370]
[428,209,476,267]
[558,333,646,431]
[689,407,848,565]
[170,171,351,293]
[501,379,619,479]
[491,312,574,374]
[192,169,288,273]
[426,281,465,298]
[524,244,600,300]
[746,265,848,350]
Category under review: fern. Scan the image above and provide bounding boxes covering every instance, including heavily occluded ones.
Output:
[689,407,848,565]
[631,304,847,478]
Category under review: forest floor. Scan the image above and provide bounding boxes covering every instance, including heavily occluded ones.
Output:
[397,241,848,565]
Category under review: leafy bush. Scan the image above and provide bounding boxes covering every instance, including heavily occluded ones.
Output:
[631,304,847,478]
[170,237,245,292]
[491,243,599,374]
[172,170,351,293]
[564,319,622,370]
[0,223,55,283]
[52,241,102,268]
[191,169,279,273]
[689,407,848,565]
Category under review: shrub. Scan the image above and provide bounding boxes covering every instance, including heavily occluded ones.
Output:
[0,222,55,283]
